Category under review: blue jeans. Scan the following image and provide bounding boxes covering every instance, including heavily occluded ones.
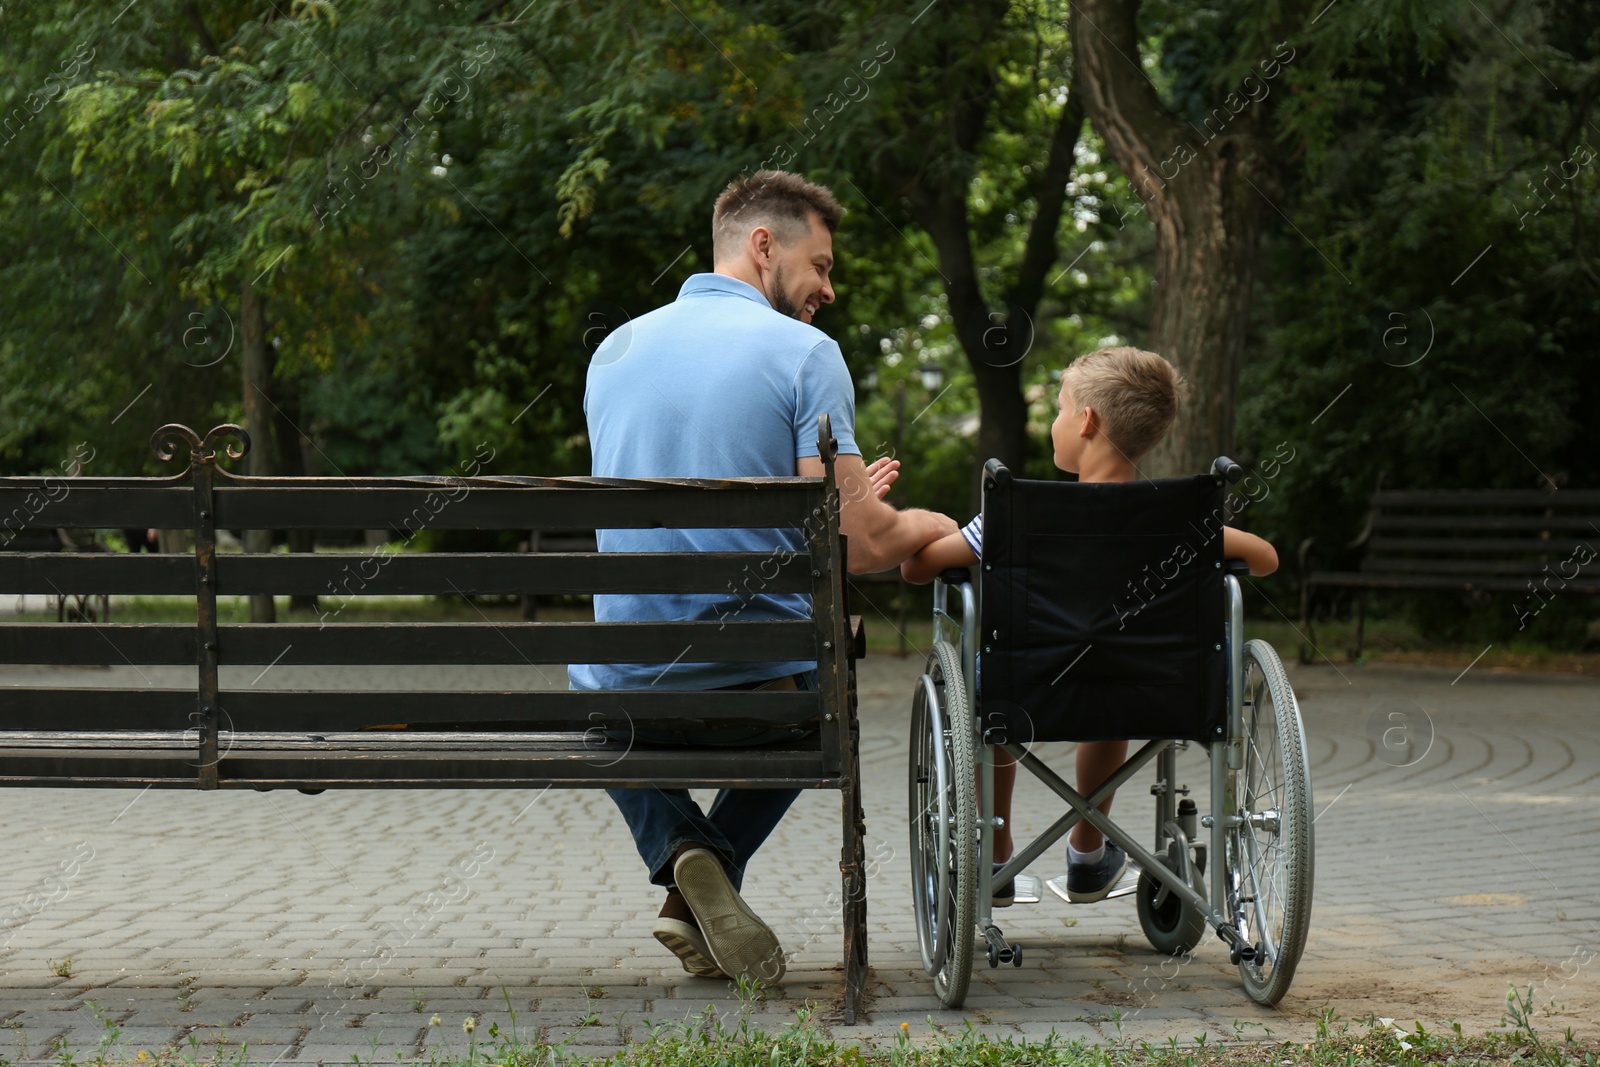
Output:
[606,670,816,891]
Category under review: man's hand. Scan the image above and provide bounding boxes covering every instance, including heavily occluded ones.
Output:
[864,456,900,500]
[797,453,957,574]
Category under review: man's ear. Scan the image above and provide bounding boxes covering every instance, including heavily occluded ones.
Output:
[749,225,775,263]
[1079,406,1099,439]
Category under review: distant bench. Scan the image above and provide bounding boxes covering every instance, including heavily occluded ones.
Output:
[1297,488,1600,660]
[0,527,110,622]
[0,419,870,1019]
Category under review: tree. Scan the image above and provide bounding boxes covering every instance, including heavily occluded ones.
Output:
[1236,0,1600,638]
[1069,0,1298,476]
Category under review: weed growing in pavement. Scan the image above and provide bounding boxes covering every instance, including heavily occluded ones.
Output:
[9,987,1600,1067]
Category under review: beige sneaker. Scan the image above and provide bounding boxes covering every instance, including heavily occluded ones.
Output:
[672,847,785,985]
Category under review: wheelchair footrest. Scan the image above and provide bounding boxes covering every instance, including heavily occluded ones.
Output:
[982,924,1023,968]
[1012,873,1043,904]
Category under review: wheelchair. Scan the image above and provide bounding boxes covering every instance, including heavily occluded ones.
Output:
[909,458,1313,1008]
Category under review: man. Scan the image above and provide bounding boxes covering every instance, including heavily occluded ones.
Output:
[569,170,956,986]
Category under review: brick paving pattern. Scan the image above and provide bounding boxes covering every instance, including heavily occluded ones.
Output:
[2,650,1597,1062]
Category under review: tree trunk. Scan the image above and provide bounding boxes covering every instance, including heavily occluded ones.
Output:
[241,278,276,624]
[270,367,318,614]
[1071,0,1270,478]
[1142,157,1264,477]
[907,189,1031,504]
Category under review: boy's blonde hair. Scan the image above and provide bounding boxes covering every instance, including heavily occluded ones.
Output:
[1062,347,1188,461]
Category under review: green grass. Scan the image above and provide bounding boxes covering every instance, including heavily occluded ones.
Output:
[10,986,1597,1067]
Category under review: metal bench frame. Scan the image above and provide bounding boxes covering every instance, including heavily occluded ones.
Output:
[0,417,869,1019]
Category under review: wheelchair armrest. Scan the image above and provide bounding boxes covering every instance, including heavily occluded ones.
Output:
[938,567,974,585]
[1225,559,1251,577]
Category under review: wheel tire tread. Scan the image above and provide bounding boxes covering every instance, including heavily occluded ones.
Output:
[930,640,976,1008]
[1237,639,1314,1005]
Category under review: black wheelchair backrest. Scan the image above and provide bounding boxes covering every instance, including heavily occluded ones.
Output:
[978,462,1228,746]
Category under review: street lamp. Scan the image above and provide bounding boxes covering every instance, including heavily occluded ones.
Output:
[919,361,944,393]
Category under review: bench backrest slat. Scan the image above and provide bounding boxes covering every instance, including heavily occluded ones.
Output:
[0,487,192,529]
[1373,489,1600,508]
[0,688,819,734]
[1360,536,1592,556]
[215,486,816,531]
[1,620,817,666]
[1371,514,1599,533]
[0,551,814,596]
[1,483,819,531]
[1361,557,1596,577]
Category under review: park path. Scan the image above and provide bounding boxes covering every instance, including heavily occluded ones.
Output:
[1,651,1597,1063]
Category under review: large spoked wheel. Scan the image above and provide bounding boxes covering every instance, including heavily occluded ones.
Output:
[908,639,976,1008]
[1226,639,1314,1005]
[1136,842,1207,956]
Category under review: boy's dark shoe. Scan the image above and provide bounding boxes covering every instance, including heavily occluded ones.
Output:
[1065,840,1129,903]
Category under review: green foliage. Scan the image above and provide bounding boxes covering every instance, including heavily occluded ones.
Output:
[1,0,1595,658]
[1234,0,1599,630]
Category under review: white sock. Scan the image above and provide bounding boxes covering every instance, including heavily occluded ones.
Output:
[1068,840,1105,865]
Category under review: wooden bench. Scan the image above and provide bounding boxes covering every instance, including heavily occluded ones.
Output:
[1297,488,1600,661]
[0,419,870,1019]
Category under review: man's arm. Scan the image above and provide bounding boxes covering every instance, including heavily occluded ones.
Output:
[900,529,980,585]
[1223,526,1278,576]
[796,454,958,574]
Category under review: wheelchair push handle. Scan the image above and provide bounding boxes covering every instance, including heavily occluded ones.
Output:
[1211,456,1245,484]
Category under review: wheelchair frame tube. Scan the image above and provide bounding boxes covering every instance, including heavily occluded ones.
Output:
[932,577,990,926]
[999,739,1164,878]
[1210,575,1247,938]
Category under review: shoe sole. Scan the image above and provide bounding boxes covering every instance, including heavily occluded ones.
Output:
[1066,852,1130,904]
[652,917,727,979]
[674,849,785,985]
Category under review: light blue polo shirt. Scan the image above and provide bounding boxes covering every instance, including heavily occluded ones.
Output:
[568,273,860,691]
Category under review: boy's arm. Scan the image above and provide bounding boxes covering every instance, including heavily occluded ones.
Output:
[900,530,980,585]
[1223,526,1278,576]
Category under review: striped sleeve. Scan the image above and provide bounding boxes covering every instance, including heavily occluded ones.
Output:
[959,514,983,560]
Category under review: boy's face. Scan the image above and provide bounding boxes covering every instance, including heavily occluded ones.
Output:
[1051,380,1088,472]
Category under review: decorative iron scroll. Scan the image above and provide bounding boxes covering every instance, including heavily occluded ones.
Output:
[150,423,250,468]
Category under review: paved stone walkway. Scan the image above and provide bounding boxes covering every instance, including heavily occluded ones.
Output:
[1,648,1597,1063]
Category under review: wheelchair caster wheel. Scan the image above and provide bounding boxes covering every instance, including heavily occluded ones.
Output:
[1012,944,1023,968]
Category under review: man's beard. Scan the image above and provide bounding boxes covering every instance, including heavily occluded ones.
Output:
[768,264,804,320]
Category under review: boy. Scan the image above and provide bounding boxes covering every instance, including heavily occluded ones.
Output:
[900,347,1278,903]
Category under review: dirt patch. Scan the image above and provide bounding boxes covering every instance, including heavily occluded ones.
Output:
[1286,957,1597,1040]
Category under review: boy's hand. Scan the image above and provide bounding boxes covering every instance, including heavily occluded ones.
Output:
[864,456,900,500]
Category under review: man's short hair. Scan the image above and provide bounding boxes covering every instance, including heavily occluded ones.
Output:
[1062,347,1188,462]
[713,170,842,260]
